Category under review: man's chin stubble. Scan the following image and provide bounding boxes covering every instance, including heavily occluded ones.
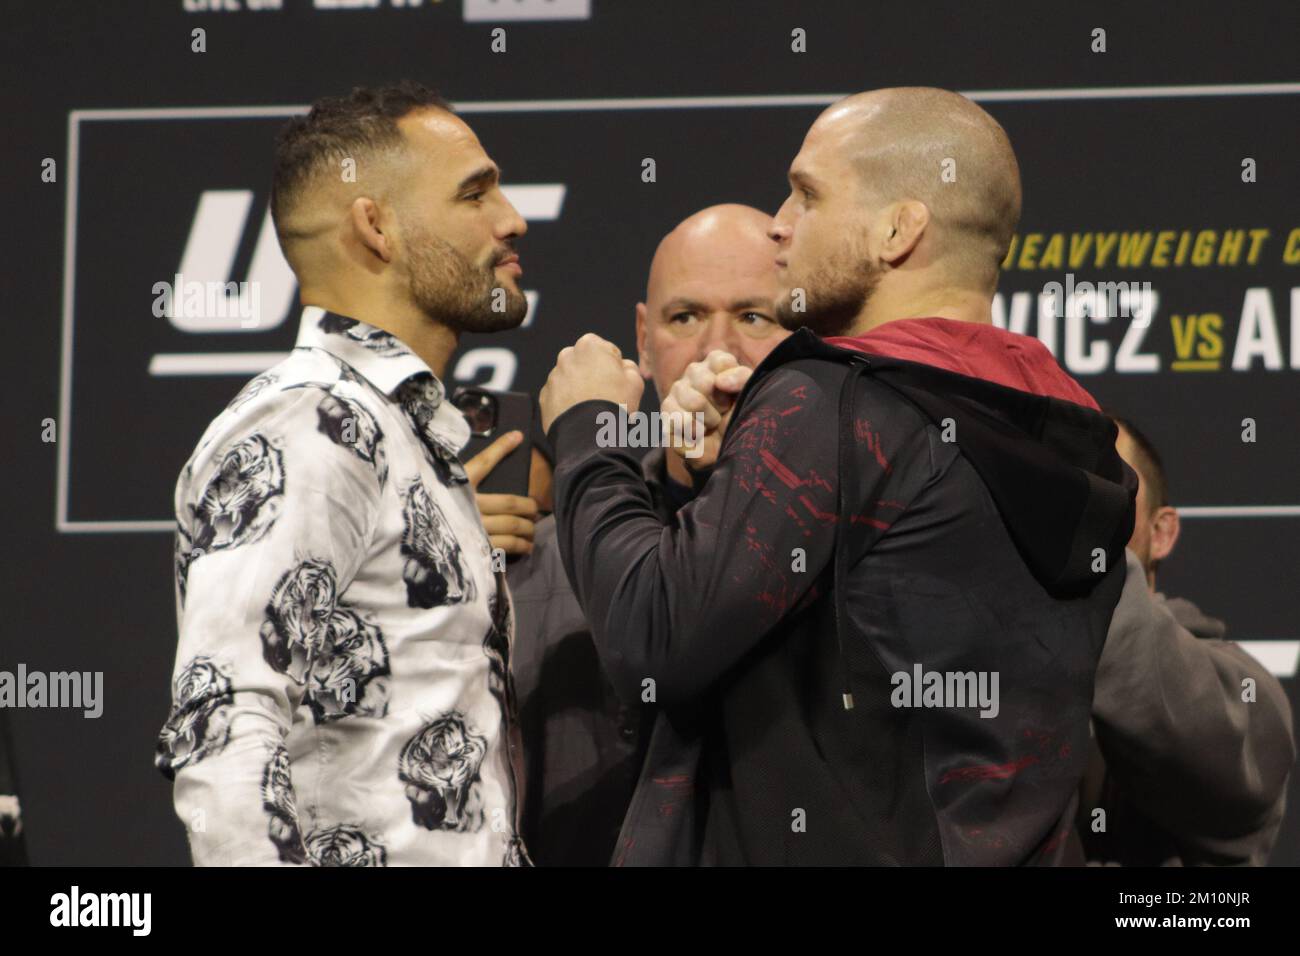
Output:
[456,286,529,334]
[417,273,528,334]
[776,298,861,338]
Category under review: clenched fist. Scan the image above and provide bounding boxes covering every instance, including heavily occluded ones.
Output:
[661,350,753,469]
[540,333,645,432]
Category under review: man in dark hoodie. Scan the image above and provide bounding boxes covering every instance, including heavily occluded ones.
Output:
[1079,417,1294,865]
[508,204,790,865]
[538,87,1137,865]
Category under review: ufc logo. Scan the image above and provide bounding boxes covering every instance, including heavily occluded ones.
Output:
[167,190,297,334]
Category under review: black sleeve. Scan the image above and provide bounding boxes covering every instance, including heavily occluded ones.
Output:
[547,364,885,712]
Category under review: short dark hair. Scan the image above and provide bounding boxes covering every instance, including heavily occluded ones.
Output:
[270,81,452,246]
[1109,413,1168,512]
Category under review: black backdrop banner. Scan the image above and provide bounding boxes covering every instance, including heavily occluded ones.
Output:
[3,0,1298,866]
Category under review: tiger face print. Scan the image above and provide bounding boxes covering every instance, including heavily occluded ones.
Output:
[398,713,487,833]
[261,746,306,864]
[400,481,476,608]
[192,433,285,553]
[483,582,513,714]
[318,313,408,357]
[503,836,530,867]
[303,824,387,867]
[227,371,279,413]
[156,657,234,778]
[397,376,443,433]
[259,559,392,723]
[259,559,339,684]
[305,608,390,723]
[315,391,388,488]
[396,374,470,486]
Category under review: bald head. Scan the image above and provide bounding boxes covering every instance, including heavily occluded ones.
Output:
[636,204,787,402]
[646,204,776,303]
[816,87,1021,286]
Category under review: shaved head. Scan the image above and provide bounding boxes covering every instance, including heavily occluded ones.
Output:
[646,203,775,303]
[636,203,787,403]
[772,87,1023,336]
[819,87,1021,286]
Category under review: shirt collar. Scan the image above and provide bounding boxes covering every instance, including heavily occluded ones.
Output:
[294,307,440,399]
[294,308,472,466]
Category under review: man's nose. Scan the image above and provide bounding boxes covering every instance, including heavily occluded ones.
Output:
[699,316,742,359]
[769,202,794,243]
[498,197,527,239]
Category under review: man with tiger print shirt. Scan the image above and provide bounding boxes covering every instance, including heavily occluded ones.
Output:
[156,82,531,866]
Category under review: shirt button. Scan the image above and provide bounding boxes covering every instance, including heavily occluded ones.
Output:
[620,725,636,741]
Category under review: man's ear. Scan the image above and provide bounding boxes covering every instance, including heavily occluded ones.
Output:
[349,197,392,263]
[635,302,653,379]
[1150,505,1180,565]
[880,200,929,265]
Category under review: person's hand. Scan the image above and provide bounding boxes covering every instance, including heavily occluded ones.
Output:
[661,351,752,469]
[539,333,645,432]
[464,430,539,557]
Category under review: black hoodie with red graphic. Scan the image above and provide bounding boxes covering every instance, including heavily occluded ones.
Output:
[547,317,1137,865]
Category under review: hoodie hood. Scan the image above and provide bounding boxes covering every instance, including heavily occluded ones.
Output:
[770,318,1136,599]
[827,316,1100,410]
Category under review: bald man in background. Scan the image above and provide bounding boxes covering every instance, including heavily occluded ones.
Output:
[540,88,1137,865]
[506,204,789,865]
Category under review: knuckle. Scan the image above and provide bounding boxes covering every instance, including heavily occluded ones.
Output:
[679,391,705,412]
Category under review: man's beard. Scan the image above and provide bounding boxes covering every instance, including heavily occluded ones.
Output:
[775,238,881,338]
[405,227,528,334]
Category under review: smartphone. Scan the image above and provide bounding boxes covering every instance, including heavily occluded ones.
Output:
[457,388,534,497]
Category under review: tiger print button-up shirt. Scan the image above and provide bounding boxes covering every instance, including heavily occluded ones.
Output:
[157,308,527,867]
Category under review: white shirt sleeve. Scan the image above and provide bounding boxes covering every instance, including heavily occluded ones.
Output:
[159,385,383,866]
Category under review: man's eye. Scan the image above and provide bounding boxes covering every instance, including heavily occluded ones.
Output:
[463,191,484,202]
[669,312,695,324]
[740,312,773,325]
[801,188,814,201]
